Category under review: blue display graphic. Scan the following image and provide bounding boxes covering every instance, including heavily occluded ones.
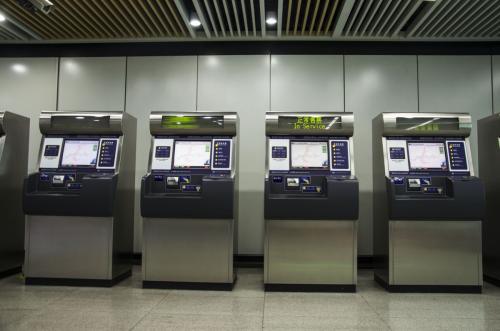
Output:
[272,146,287,158]
[389,147,406,160]
[212,139,231,169]
[44,145,60,157]
[155,146,171,158]
[447,141,468,171]
[98,139,118,168]
[330,140,349,170]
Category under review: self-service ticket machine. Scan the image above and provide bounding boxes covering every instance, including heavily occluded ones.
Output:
[479,114,500,286]
[0,111,29,278]
[373,113,484,293]
[264,112,358,292]
[23,111,136,286]
[141,112,238,290]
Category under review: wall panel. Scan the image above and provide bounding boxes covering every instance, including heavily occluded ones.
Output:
[418,56,493,174]
[345,55,419,255]
[126,56,198,252]
[0,58,58,172]
[198,55,270,255]
[270,55,344,112]
[58,57,126,111]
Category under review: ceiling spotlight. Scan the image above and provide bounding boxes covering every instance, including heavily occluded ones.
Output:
[0,13,6,22]
[266,12,277,25]
[189,13,201,28]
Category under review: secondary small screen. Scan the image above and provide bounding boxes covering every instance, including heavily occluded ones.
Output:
[61,140,99,167]
[407,142,447,170]
[173,140,211,169]
[290,141,329,169]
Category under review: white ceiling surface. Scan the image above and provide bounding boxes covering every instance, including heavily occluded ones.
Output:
[0,0,499,42]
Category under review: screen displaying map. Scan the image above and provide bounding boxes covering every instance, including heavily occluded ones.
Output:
[173,140,212,169]
[407,142,447,170]
[61,140,99,167]
[290,141,329,169]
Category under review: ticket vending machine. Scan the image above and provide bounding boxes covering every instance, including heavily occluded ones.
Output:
[478,114,500,286]
[23,111,136,286]
[264,112,358,292]
[141,112,238,290]
[0,111,29,278]
[373,113,484,292]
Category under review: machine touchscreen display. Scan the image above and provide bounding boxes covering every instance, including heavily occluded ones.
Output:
[407,142,447,170]
[290,141,329,169]
[173,140,211,169]
[61,140,99,167]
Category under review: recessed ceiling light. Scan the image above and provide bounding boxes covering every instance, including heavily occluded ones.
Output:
[0,13,6,22]
[189,13,201,27]
[266,12,277,25]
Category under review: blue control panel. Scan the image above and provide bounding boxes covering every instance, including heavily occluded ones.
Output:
[98,139,118,168]
[155,146,171,158]
[212,139,231,169]
[389,147,406,160]
[447,141,468,171]
[331,140,349,170]
[44,145,60,157]
[272,146,287,159]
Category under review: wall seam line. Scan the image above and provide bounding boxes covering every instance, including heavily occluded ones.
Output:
[491,55,495,115]
[416,55,420,113]
[269,54,272,112]
[196,56,199,111]
[123,57,128,112]
[343,55,346,113]
[56,57,61,111]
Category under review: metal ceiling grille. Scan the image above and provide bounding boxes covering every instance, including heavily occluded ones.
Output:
[0,0,499,41]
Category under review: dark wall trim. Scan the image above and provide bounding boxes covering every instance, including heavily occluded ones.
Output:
[0,41,499,57]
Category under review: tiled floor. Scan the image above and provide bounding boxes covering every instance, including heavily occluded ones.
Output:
[1,267,500,330]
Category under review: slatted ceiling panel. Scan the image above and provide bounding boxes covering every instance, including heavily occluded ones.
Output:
[1,0,500,41]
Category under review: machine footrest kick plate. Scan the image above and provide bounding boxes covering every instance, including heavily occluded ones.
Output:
[264,283,356,293]
[143,277,237,291]
[25,270,132,288]
[374,274,482,294]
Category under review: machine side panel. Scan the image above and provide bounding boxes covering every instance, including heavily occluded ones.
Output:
[143,218,233,283]
[372,114,389,283]
[391,220,482,286]
[478,116,500,281]
[25,216,112,279]
[112,113,136,278]
[0,113,29,273]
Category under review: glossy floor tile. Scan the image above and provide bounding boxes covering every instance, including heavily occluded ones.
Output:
[1,267,500,330]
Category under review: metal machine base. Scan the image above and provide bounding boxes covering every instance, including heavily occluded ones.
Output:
[375,274,481,293]
[265,283,356,293]
[264,220,357,292]
[142,218,235,287]
[0,266,22,279]
[25,269,132,288]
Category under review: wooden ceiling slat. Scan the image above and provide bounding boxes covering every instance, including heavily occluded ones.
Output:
[109,0,142,37]
[241,0,249,36]
[153,0,178,37]
[128,0,158,36]
[301,0,311,35]
[250,0,257,36]
[119,0,150,36]
[308,0,321,35]
[2,1,57,38]
[222,0,234,37]
[60,0,101,38]
[55,2,94,39]
[82,1,122,37]
[72,1,114,38]
[316,0,330,35]
[140,0,170,36]
[165,0,188,37]
[203,0,219,37]
[93,0,128,37]
[41,6,84,39]
[293,0,302,35]
[324,0,340,34]
[285,0,292,35]
[213,0,227,37]
[101,1,134,36]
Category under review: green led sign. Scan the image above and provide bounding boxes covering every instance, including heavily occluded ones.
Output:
[278,116,341,130]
